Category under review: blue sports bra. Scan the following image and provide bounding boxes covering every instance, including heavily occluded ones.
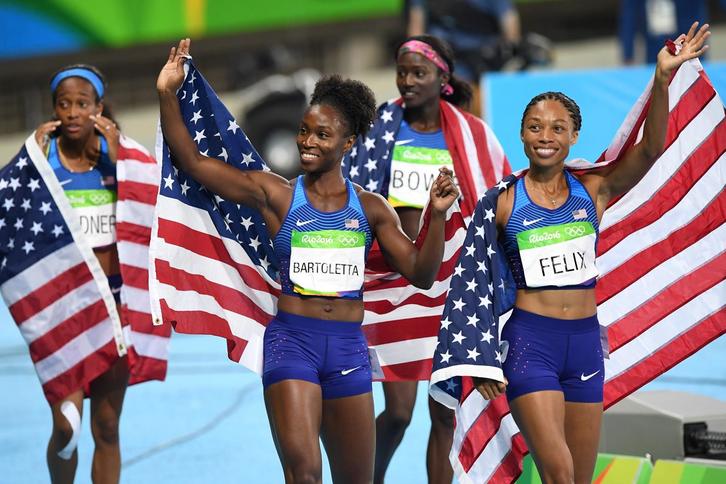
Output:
[274,176,373,299]
[502,171,599,290]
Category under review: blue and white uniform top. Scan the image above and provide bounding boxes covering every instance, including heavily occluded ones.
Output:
[274,176,373,299]
[502,171,599,289]
[387,120,456,209]
[47,137,117,249]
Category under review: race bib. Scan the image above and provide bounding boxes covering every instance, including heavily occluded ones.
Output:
[289,230,366,297]
[517,222,598,287]
[66,189,117,248]
[387,145,455,209]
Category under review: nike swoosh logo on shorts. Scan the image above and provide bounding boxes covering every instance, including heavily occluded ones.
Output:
[59,179,72,186]
[341,366,362,376]
[295,219,316,227]
[522,218,544,226]
[580,370,600,381]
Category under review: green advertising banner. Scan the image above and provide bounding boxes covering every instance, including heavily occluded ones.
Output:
[0,0,402,57]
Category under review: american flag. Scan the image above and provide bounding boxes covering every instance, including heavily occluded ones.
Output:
[0,134,169,405]
[150,61,278,373]
[429,58,726,483]
[344,99,511,379]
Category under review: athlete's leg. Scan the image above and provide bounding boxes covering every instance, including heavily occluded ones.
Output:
[320,392,375,484]
[509,391,573,484]
[373,381,417,483]
[426,395,454,484]
[47,390,84,484]
[565,402,602,484]
[265,379,324,484]
[89,356,129,484]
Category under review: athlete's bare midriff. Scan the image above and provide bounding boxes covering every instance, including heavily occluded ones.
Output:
[514,287,597,319]
[277,294,365,322]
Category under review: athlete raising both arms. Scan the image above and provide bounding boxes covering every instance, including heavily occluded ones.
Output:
[469,22,710,484]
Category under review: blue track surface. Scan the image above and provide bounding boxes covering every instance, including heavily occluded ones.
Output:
[2,303,724,483]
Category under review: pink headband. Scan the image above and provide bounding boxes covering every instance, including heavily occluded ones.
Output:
[397,40,454,96]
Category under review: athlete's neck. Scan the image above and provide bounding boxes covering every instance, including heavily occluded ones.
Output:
[58,134,100,161]
[526,165,565,186]
[303,170,346,197]
[58,134,101,171]
[404,100,441,132]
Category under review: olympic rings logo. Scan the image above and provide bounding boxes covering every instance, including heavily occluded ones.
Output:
[564,226,586,237]
[339,235,362,247]
[89,192,112,205]
[435,152,453,163]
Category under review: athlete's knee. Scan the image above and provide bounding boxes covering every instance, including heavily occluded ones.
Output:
[382,403,413,430]
[285,463,323,484]
[53,401,81,460]
[429,402,454,429]
[537,457,574,484]
[92,412,120,446]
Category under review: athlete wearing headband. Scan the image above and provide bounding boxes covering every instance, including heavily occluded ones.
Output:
[29,64,130,484]
[343,35,511,484]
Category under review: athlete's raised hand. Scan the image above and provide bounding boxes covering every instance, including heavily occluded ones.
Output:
[33,120,61,150]
[91,114,119,163]
[657,22,710,78]
[156,38,191,94]
[429,167,459,214]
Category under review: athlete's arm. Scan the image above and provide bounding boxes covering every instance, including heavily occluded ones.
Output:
[364,168,459,289]
[596,23,709,206]
[156,38,290,210]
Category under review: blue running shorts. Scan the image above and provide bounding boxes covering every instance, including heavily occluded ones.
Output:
[501,308,604,403]
[262,311,372,399]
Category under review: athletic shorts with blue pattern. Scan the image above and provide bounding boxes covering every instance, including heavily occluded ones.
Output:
[262,311,372,400]
[501,308,604,403]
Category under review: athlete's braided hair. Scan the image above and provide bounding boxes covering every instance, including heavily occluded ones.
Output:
[309,75,376,137]
[520,91,582,133]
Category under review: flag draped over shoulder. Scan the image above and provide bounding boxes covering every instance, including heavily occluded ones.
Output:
[0,135,168,405]
[343,99,511,379]
[429,58,726,483]
[342,98,509,218]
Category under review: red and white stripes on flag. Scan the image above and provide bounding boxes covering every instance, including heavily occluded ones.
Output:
[446,58,726,484]
[345,99,511,380]
[361,204,468,380]
[1,135,168,405]
[116,136,171,384]
[149,193,278,372]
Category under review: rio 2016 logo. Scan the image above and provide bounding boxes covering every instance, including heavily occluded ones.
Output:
[528,231,561,244]
[301,234,333,245]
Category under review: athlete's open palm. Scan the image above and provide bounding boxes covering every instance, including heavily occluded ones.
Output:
[658,22,710,77]
[157,38,191,94]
